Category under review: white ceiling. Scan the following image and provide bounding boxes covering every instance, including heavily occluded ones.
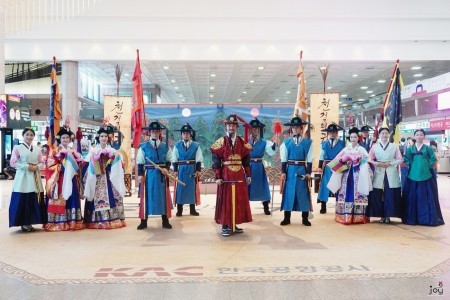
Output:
[79,60,450,107]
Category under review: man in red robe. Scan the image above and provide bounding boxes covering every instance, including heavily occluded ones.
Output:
[211,114,253,237]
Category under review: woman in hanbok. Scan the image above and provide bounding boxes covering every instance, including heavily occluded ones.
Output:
[44,127,85,231]
[403,129,444,226]
[9,128,46,232]
[83,127,126,229]
[327,127,373,225]
[367,127,403,224]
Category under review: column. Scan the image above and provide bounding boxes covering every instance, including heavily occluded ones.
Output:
[0,3,5,94]
[61,61,79,132]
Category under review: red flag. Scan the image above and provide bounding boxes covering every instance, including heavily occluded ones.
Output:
[131,50,146,148]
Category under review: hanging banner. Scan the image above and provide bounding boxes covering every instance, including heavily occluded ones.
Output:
[310,92,340,170]
[104,95,132,174]
[0,95,7,128]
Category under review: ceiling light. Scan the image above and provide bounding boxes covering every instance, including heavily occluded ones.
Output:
[178,95,183,98]
[341,94,348,98]
[338,101,342,104]
[371,94,375,97]
[209,101,213,104]
[352,74,358,77]
[415,80,421,83]
[124,73,129,77]
[319,66,327,70]
[358,98,365,102]
[171,79,176,83]
[366,90,373,94]
[286,91,291,94]
[243,91,247,94]
[275,99,279,102]
[237,99,242,102]
[342,104,348,107]
[210,94,214,98]
[411,66,422,70]
[210,86,214,90]
[360,86,368,89]
[174,87,179,90]
[377,79,386,83]
[210,74,216,77]
[163,66,169,70]
[249,80,255,83]
[327,87,332,90]
[413,74,423,77]
[181,99,185,102]
[258,66,264,70]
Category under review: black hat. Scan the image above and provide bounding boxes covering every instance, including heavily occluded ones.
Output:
[177,123,195,133]
[145,121,166,131]
[360,125,373,132]
[321,123,344,132]
[249,118,266,128]
[283,116,308,126]
[56,127,75,140]
[348,127,360,135]
[221,114,240,125]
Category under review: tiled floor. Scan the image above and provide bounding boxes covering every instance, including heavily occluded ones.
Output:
[0,177,449,299]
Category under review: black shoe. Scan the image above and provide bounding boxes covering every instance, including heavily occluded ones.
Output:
[137,219,148,230]
[320,201,327,214]
[385,217,391,224]
[189,204,199,216]
[21,226,32,232]
[302,212,311,226]
[29,225,36,232]
[176,204,183,217]
[161,215,172,229]
[262,201,271,215]
[280,211,291,226]
[234,226,244,233]
[221,225,231,237]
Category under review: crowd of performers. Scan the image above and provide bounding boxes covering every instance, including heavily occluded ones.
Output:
[8,114,444,236]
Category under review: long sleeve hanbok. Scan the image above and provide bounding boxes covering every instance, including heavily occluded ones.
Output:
[248,139,276,201]
[402,144,444,226]
[9,144,46,227]
[367,142,403,219]
[44,145,85,231]
[327,144,373,225]
[83,145,126,229]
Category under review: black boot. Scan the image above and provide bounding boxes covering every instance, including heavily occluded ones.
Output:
[262,201,271,215]
[176,204,183,217]
[189,204,199,216]
[280,211,291,226]
[302,212,311,226]
[161,215,172,229]
[320,201,327,214]
[137,219,147,230]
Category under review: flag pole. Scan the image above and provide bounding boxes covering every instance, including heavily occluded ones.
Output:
[371,59,399,150]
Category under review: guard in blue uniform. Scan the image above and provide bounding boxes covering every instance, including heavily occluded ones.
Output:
[317,123,345,214]
[172,123,203,217]
[280,116,314,226]
[359,125,374,152]
[247,118,276,215]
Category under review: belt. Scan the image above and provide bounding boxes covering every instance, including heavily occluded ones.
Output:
[145,164,166,169]
[287,160,307,166]
[250,158,263,162]
[177,160,196,165]
[223,161,242,166]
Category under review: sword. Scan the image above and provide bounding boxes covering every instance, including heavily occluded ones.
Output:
[295,174,314,214]
[145,157,186,186]
[219,180,242,233]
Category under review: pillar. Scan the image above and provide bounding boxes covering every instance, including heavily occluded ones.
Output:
[61,61,79,132]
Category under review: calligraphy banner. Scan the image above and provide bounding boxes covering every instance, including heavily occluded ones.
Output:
[310,93,340,171]
[104,95,132,174]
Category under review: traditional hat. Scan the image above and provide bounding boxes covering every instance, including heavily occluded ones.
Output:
[249,118,266,128]
[221,114,240,125]
[360,125,373,132]
[321,123,344,132]
[283,116,308,126]
[145,120,166,131]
